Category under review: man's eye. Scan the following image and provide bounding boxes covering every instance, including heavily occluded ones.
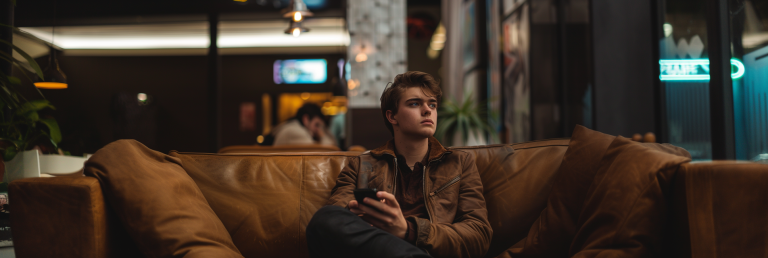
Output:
[410,102,419,106]
[429,104,437,108]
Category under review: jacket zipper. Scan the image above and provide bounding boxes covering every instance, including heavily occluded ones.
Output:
[429,175,460,197]
[423,164,433,223]
[422,151,451,223]
[392,156,398,195]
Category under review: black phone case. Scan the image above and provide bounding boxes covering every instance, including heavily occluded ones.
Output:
[354,188,379,205]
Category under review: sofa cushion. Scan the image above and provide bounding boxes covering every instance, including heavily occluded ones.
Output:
[502,125,691,258]
[454,139,569,257]
[503,125,615,258]
[84,140,243,258]
[171,152,356,258]
[568,136,690,257]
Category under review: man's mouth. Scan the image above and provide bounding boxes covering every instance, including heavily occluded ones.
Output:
[421,119,434,124]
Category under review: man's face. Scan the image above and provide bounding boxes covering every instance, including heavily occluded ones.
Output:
[390,87,438,138]
[0,195,7,205]
[303,115,326,138]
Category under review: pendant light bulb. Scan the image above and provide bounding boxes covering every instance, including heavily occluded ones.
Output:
[285,20,309,36]
[34,48,68,89]
[293,12,303,22]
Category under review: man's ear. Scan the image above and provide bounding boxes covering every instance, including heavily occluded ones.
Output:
[302,114,310,126]
[385,110,397,125]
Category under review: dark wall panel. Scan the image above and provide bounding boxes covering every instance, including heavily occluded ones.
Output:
[37,55,210,154]
[591,0,656,137]
[25,53,343,155]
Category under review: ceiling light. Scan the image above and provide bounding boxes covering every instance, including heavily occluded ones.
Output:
[283,0,313,22]
[35,47,67,89]
[294,12,303,22]
[283,0,313,37]
[285,21,309,37]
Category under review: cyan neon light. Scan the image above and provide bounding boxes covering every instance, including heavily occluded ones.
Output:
[659,59,745,81]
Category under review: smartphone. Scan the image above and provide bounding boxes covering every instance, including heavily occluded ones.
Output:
[354,188,380,205]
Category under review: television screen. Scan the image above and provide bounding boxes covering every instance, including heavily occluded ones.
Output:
[273,59,328,84]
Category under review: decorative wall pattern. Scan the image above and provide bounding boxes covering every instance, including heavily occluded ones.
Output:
[347,0,407,108]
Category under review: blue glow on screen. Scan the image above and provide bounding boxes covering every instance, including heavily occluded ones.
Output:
[273,59,328,84]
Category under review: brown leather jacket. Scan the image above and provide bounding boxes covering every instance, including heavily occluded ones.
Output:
[327,137,493,258]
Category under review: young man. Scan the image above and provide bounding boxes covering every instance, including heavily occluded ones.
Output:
[306,71,492,258]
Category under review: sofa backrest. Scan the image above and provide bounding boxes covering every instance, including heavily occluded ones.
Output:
[454,139,569,256]
[175,138,569,258]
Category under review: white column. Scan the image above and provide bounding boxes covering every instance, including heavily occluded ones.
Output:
[347,0,407,108]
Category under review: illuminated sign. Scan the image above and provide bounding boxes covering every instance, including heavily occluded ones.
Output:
[659,59,745,81]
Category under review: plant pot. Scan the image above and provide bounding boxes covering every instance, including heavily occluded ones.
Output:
[3,150,88,183]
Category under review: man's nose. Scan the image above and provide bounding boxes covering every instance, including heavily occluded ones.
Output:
[423,106,432,116]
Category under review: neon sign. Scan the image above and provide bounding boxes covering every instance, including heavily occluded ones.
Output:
[659,59,745,81]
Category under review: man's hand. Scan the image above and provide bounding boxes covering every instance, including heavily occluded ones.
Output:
[348,191,408,239]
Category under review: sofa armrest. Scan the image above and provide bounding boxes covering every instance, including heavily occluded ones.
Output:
[9,176,140,258]
[673,161,768,258]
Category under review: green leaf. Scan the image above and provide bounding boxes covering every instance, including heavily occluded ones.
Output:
[22,110,39,121]
[6,76,20,85]
[435,116,457,142]
[3,147,17,162]
[16,99,55,115]
[39,118,62,144]
[0,39,45,79]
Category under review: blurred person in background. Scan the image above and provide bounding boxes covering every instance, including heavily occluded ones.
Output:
[271,103,335,146]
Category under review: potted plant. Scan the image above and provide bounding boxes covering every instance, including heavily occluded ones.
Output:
[435,93,498,146]
[0,24,63,183]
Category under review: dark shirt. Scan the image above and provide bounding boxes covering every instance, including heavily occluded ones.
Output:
[394,147,430,244]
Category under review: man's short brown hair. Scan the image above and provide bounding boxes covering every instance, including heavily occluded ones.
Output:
[379,71,442,135]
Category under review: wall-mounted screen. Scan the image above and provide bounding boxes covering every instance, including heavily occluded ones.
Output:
[273,59,328,84]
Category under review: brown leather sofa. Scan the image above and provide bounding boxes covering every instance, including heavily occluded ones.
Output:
[8,134,768,257]
[218,144,342,154]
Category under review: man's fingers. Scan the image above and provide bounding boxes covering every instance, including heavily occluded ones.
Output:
[358,200,390,220]
[349,207,365,215]
[360,215,387,229]
[376,191,400,209]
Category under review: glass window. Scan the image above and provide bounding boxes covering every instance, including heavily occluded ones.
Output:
[658,0,712,160]
[730,0,768,162]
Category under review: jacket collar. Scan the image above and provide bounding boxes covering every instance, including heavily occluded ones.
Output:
[370,136,450,163]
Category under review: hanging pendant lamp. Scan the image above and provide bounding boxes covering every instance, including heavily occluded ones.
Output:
[35,0,67,89]
[285,20,310,37]
[283,0,313,22]
[283,0,313,37]
[34,46,67,89]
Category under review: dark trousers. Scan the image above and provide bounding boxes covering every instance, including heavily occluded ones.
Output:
[306,205,432,258]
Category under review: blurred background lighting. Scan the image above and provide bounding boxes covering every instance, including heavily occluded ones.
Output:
[257,135,265,144]
[663,23,673,37]
[20,19,349,50]
[34,82,67,89]
[294,12,303,22]
[355,53,367,62]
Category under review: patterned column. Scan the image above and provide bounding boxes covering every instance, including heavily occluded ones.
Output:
[347,0,407,108]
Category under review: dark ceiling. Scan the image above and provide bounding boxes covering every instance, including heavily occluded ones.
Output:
[13,0,345,26]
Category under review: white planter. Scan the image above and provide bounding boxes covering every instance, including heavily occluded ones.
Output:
[3,150,89,183]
